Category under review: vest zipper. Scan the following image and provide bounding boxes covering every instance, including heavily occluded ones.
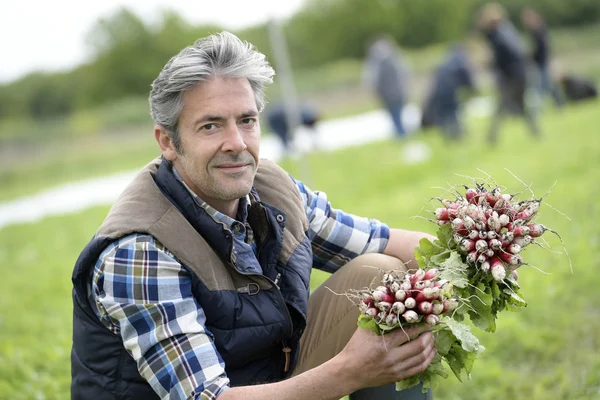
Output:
[227,216,295,374]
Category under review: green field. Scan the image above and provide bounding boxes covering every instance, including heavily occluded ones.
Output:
[1,100,599,399]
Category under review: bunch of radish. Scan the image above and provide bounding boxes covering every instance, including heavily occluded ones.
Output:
[359,269,459,329]
[433,183,549,282]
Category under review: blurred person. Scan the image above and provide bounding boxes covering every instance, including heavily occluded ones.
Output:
[558,72,598,103]
[70,32,437,400]
[520,6,564,108]
[477,2,541,145]
[421,44,478,141]
[364,35,410,138]
[266,101,320,155]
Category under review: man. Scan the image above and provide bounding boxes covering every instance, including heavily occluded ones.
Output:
[558,73,598,103]
[363,35,409,138]
[421,44,477,140]
[520,7,564,108]
[71,32,436,400]
[477,2,541,145]
[266,102,320,155]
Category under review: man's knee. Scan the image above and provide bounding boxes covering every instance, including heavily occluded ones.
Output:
[340,253,409,286]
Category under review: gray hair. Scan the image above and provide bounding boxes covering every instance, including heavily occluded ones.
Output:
[149,31,275,150]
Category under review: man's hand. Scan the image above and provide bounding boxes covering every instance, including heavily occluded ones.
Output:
[337,324,436,391]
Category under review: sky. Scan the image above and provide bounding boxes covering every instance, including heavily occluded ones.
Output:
[0,0,306,83]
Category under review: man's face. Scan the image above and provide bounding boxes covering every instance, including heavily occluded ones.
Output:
[157,77,260,214]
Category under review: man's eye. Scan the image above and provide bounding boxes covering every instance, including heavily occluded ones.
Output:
[201,123,217,131]
[241,118,256,125]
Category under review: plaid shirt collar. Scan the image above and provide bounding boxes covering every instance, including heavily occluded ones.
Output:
[171,166,252,228]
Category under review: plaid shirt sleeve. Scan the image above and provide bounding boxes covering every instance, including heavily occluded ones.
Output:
[89,234,230,400]
[291,177,390,273]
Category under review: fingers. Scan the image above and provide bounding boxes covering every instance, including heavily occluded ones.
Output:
[388,331,434,363]
[387,323,431,347]
[392,343,437,381]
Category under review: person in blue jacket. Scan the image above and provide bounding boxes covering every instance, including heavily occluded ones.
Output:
[477,2,541,145]
[421,44,477,140]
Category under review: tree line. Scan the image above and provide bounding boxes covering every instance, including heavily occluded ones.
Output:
[2,0,599,121]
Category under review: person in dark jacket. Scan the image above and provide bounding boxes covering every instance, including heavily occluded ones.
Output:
[70,31,437,400]
[266,102,320,154]
[559,73,598,103]
[421,44,477,140]
[477,2,541,145]
[521,7,564,107]
[364,35,409,138]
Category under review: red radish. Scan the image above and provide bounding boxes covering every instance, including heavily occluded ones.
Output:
[514,209,534,222]
[414,281,427,290]
[468,230,479,240]
[498,214,510,226]
[364,308,378,318]
[486,188,501,206]
[373,290,394,303]
[501,231,515,243]
[362,297,374,308]
[507,243,522,254]
[465,188,478,204]
[498,252,523,266]
[491,262,506,281]
[377,302,392,312]
[477,253,487,264]
[400,281,412,291]
[414,291,427,303]
[385,313,399,327]
[395,289,407,301]
[402,310,420,323]
[453,233,464,245]
[434,208,449,221]
[443,299,459,312]
[527,223,546,237]
[487,231,498,240]
[485,249,495,258]
[404,297,417,309]
[511,270,519,281]
[409,269,426,284]
[474,219,487,231]
[512,235,532,247]
[423,287,440,300]
[392,301,406,314]
[481,260,490,272]
[463,215,475,230]
[466,250,478,264]
[478,230,488,240]
[434,279,449,288]
[425,314,440,325]
[432,301,444,315]
[460,239,475,252]
[452,218,465,231]
[487,215,501,232]
[475,239,488,252]
[418,301,433,314]
[489,239,502,251]
[424,269,439,280]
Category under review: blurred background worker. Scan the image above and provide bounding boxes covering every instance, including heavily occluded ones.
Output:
[266,102,320,156]
[363,35,410,139]
[420,44,477,141]
[477,2,541,145]
[521,6,564,109]
[558,72,598,103]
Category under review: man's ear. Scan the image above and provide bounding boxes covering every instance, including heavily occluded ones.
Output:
[155,125,178,162]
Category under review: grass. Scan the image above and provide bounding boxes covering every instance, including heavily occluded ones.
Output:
[1,99,599,399]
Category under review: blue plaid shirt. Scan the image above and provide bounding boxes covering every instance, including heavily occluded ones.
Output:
[89,168,389,399]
